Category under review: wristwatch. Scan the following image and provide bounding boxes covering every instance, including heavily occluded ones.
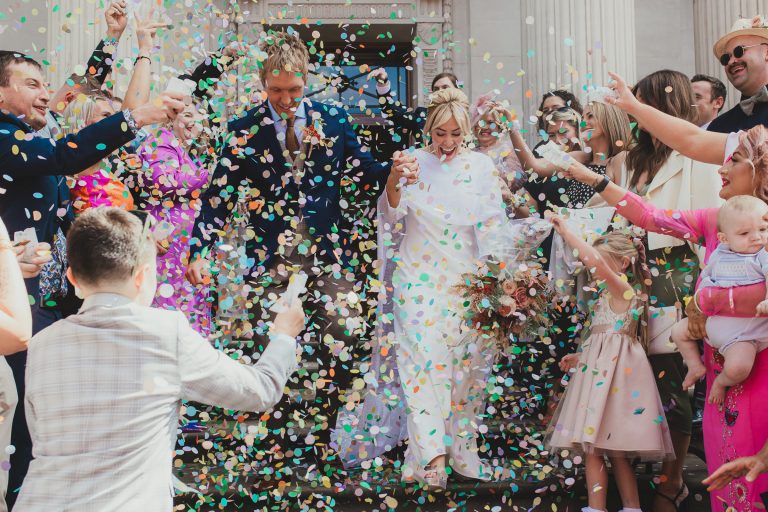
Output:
[593,174,611,193]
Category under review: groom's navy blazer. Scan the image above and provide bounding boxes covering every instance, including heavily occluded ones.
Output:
[190,100,391,270]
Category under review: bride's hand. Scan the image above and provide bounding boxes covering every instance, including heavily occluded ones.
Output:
[390,151,419,188]
[606,72,642,116]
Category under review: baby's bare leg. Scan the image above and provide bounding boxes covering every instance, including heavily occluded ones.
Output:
[671,318,706,389]
[709,342,759,405]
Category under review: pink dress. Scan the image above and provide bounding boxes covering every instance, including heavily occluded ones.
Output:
[138,129,211,336]
[548,295,674,460]
[617,191,768,511]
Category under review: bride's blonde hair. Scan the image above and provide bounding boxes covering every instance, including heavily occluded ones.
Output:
[424,88,471,139]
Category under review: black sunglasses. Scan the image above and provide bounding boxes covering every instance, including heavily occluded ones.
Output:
[720,43,768,66]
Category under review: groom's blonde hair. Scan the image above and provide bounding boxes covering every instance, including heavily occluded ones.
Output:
[424,88,471,139]
[259,31,310,85]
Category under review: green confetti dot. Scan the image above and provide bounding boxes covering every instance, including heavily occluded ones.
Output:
[95,143,106,150]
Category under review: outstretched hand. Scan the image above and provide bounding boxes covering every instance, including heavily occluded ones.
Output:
[703,454,768,491]
[606,72,642,115]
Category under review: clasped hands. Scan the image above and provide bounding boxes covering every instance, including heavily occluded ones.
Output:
[389,150,420,189]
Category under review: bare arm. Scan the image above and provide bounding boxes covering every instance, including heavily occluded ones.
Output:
[607,72,728,165]
[562,160,627,206]
[508,128,589,177]
[0,219,31,355]
[549,213,634,303]
[122,10,167,110]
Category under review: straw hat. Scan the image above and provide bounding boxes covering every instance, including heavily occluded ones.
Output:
[713,15,768,58]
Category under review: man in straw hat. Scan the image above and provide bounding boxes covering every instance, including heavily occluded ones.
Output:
[709,15,768,132]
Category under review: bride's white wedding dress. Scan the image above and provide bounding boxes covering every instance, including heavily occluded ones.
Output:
[386,149,506,482]
[334,148,551,484]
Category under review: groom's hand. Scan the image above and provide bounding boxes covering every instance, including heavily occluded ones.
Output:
[185,255,209,286]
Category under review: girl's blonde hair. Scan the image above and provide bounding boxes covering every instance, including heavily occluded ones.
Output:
[60,94,111,136]
[424,88,471,140]
[738,124,768,202]
[587,101,632,159]
[591,232,652,351]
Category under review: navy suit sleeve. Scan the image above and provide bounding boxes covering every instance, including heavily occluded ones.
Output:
[377,89,424,137]
[0,112,135,178]
[341,116,391,191]
[189,130,247,259]
[85,38,117,85]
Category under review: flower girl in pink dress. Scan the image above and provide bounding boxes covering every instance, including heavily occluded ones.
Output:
[546,215,674,512]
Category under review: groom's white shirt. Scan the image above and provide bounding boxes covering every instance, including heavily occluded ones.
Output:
[17,293,297,511]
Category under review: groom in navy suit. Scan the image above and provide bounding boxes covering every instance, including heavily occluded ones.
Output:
[187,31,414,470]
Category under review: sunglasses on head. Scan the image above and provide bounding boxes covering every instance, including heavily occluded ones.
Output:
[543,106,573,115]
[720,43,768,66]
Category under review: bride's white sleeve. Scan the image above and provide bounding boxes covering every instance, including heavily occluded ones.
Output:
[377,186,408,224]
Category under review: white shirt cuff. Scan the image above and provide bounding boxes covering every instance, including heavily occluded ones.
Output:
[376,82,392,96]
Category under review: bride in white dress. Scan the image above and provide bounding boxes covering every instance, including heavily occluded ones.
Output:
[380,88,509,489]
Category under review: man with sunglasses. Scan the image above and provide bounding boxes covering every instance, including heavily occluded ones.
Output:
[708,16,768,133]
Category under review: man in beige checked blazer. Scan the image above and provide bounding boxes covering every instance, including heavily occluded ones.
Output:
[15,208,304,511]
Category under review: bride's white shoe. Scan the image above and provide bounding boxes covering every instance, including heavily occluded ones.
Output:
[419,466,448,491]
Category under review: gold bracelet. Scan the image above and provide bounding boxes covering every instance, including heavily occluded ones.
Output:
[0,239,13,251]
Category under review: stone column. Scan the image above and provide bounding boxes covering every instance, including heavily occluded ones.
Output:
[519,0,636,133]
[693,0,768,110]
[46,0,102,90]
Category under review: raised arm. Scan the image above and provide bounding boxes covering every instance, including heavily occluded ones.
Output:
[562,160,718,251]
[508,125,589,178]
[607,72,727,165]
[369,68,425,136]
[186,44,244,99]
[548,213,634,301]
[0,218,31,355]
[0,94,185,178]
[122,11,167,110]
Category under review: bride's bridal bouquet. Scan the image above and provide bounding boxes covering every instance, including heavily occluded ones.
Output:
[455,218,553,348]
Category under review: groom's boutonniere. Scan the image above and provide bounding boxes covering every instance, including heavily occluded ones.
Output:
[302,114,329,148]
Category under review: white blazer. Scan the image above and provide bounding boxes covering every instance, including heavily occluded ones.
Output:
[639,151,723,251]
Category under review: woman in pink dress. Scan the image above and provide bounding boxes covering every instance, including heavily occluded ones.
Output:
[562,111,768,510]
[138,102,212,335]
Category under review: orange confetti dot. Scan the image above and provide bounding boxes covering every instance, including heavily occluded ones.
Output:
[525,89,533,98]
[67,141,78,149]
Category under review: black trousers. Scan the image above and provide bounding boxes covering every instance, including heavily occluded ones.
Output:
[248,251,361,462]
[6,306,61,509]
